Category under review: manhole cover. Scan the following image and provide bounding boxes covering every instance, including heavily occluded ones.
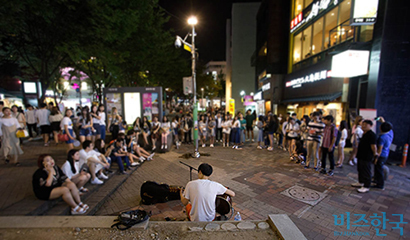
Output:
[281,185,327,206]
[288,187,321,201]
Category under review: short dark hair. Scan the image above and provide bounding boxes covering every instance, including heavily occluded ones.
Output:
[312,112,320,117]
[127,130,135,136]
[380,122,393,132]
[82,140,92,149]
[40,103,47,108]
[324,115,334,122]
[198,163,213,177]
[363,120,373,126]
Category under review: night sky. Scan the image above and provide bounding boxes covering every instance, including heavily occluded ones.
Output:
[158,0,261,63]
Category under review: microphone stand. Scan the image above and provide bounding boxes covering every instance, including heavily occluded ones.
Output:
[179,161,198,181]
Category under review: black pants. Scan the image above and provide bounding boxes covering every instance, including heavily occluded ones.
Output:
[358,159,372,188]
[216,128,222,141]
[184,129,192,143]
[321,147,335,170]
[111,125,119,141]
[374,156,387,188]
[27,123,38,138]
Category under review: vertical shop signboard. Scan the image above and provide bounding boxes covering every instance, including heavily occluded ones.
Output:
[228,99,235,115]
[143,93,159,121]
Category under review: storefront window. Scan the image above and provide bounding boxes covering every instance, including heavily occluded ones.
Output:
[294,0,304,18]
[293,32,302,63]
[324,7,339,49]
[359,25,374,42]
[339,0,351,24]
[302,26,312,59]
[312,17,324,55]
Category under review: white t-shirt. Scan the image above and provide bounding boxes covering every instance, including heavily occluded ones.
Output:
[61,160,81,179]
[79,149,103,174]
[0,117,20,136]
[340,128,348,144]
[287,122,300,138]
[92,112,100,124]
[183,179,227,222]
[35,109,50,126]
[98,112,106,126]
[26,110,36,124]
[60,117,73,130]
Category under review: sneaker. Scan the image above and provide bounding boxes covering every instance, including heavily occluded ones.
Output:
[290,157,294,161]
[223,143,225,147]
[351,182,364,188]
[328,170,334,176]
[313,167,318,171]
[149,153,155,158]
[304,166,310,169]
[131,162,140,167]
[161,145,164,149]
[232,145,236,149]
[91,178,104,185]
[252,139,254,142]
[210,144,214,148]
[357,187,370,193]
[44,143,49,147]
[227,143,229,147]
[300,161,305,165]
[98,172,109,179]
[353,158,357,164]
[140,156,146,162]
[348,160,354,166]
[147,157,152,161]
[202,144,206,147]
[371,185,385,190]
[119,171,129,175]
[319,169,327,174]
[71,205,87,215]
[257,146,262,149]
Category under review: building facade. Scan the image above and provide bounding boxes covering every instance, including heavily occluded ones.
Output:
[253,0,410,157]
[228,2,261,114]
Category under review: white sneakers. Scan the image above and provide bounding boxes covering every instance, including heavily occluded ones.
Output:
[349,158,358,166]
[202,144,206,147]
[149,153,155,158]
[357,187,370,193]
[131,162,140,167]
[91,177,104,185]
[98,172,109,180]
[139,156,146,162]
[210,144,214,148]
[257,146,262,149]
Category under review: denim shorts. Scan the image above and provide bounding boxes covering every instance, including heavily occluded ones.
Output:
[93,123,101,135]
[79,127,92,137]
[64,129,75,144]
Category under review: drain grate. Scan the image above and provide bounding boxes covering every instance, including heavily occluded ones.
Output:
[281,185,327,206]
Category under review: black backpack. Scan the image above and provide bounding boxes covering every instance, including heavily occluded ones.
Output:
[111,210,149,230]
[140,181,182,205]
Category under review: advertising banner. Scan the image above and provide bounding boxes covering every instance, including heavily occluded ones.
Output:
[351,0,379,26]
[183,77,193,95]
[143,93,159,121]
[228,99,235,115]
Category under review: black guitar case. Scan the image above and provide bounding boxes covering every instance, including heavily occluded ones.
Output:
[140,181,182,205]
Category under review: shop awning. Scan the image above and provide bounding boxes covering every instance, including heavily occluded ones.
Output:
[282,92,342,103]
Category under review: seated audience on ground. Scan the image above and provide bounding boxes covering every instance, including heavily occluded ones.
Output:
[110,138,133,174]
[79,140,110,185]
[61,149,91,193]
[32,154,89,214]
[127,130,155,162]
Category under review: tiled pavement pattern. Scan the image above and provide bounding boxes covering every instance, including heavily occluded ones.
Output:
[96,143,410,239]
[1,138,409,239]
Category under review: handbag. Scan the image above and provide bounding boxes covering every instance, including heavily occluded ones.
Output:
[16,129,29,138]
[111,210,149,230]
[58,133,69,142]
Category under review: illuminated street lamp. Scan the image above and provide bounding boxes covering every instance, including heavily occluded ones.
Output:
[201,88,204,99]
[175,16,200,158]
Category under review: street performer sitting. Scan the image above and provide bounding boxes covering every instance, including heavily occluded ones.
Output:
[180,163,235,221]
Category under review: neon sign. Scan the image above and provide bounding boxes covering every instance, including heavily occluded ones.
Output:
[286,70,331,88]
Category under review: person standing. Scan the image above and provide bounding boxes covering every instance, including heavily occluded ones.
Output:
[61,109,76,152]
[305,112,325,170]
[348,116,364,166]
[336,120,348,168]
[215,112,223,142]
[286,118,300,159]
[208,115,216,148]
[0,101,4,118]
[319,115,337,176]
[199,115,207,148]
[90,105,101,144]
[12,105,26,145]
[267,115,278,151]
[77,108,93,144]
[221,114,232,147]
[374,117,393,190]
[49,107,64,145]
[239,113,246,145]
[25,105,38,140]
[245,110,255,142]
[98,105,106,141]
[160,116,171,150]
[0,107,24,166]
[256,116,265,149]
[151,117,160,150]
[36,103,51,147]
[351,120,378,193]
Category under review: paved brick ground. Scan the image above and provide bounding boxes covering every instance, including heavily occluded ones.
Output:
[96,142,410,239]
[1,137,409,239]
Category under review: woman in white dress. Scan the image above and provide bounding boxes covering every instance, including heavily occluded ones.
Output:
[0,107,24,166]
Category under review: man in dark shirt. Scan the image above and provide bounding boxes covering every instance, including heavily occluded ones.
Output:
[351,120,377,193]
[110,138,132,174]
[245,110,255,142]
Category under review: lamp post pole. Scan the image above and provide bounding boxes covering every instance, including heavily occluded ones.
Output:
[191,23,199,158]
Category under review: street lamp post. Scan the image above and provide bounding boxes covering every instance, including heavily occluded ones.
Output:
[201,88,204,100]
[188,16,200,158]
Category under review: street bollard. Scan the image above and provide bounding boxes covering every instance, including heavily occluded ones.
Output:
[400,144,408,167]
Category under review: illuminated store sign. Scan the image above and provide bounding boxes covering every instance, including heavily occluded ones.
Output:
[351,0,379,25]
[331,50,369,77]
[262,82,271,91]
[254,91,262,101]
[290,0,339,33]
[286,70,331,88]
